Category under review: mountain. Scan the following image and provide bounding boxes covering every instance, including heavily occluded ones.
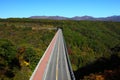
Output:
[71,16,95,20]
[29,16,68,20]
[97,16,120,22]
[29,15,120,22]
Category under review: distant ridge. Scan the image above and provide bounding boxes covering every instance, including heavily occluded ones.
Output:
[29,15,120,22]
[71,16,95,20]
[29,16,68,20]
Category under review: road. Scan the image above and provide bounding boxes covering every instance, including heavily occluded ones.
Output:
[43,29,71,80]
[30,29,73,80]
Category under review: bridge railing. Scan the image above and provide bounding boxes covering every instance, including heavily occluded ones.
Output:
[62,32,76,80]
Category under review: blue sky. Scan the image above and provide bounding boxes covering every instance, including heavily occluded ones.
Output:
[0,0,120,18]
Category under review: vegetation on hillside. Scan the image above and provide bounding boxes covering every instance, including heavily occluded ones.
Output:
[0,18,120,80]
[0,19,56,80]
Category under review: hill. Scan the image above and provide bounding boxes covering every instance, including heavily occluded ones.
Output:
[0,18,120,80]
[29,16,68,20]
[29,15,120,22]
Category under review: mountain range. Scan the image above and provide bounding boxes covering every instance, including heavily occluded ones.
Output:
[29,15,120,22]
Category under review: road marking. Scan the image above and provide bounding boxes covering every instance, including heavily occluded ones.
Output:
[30,30,58,80]
[56,30,60,80]
[62,31,71,80]
[43,34,58,80]
[60,31,64,80]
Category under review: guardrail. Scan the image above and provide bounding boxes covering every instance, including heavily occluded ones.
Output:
[62,31,76,80]
[30,29,75,80]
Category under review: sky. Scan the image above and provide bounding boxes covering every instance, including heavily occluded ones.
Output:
[0,0,120,18]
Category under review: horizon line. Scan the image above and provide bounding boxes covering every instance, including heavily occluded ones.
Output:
[0,15,120,19]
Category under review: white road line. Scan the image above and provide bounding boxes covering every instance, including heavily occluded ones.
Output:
[62,31,71,80]
[30,30,58,80]
[30,34,57,80]
[60,31,64,80]
[56,30,60,80]
[43,34,58,80]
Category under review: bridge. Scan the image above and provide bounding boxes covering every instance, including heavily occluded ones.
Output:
[30,29,75,80]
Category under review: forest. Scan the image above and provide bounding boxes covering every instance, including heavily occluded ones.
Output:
[0,18,120,80]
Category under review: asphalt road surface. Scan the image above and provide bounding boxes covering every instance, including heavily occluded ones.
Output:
[30,29,72,80]
[43,29,71,80]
